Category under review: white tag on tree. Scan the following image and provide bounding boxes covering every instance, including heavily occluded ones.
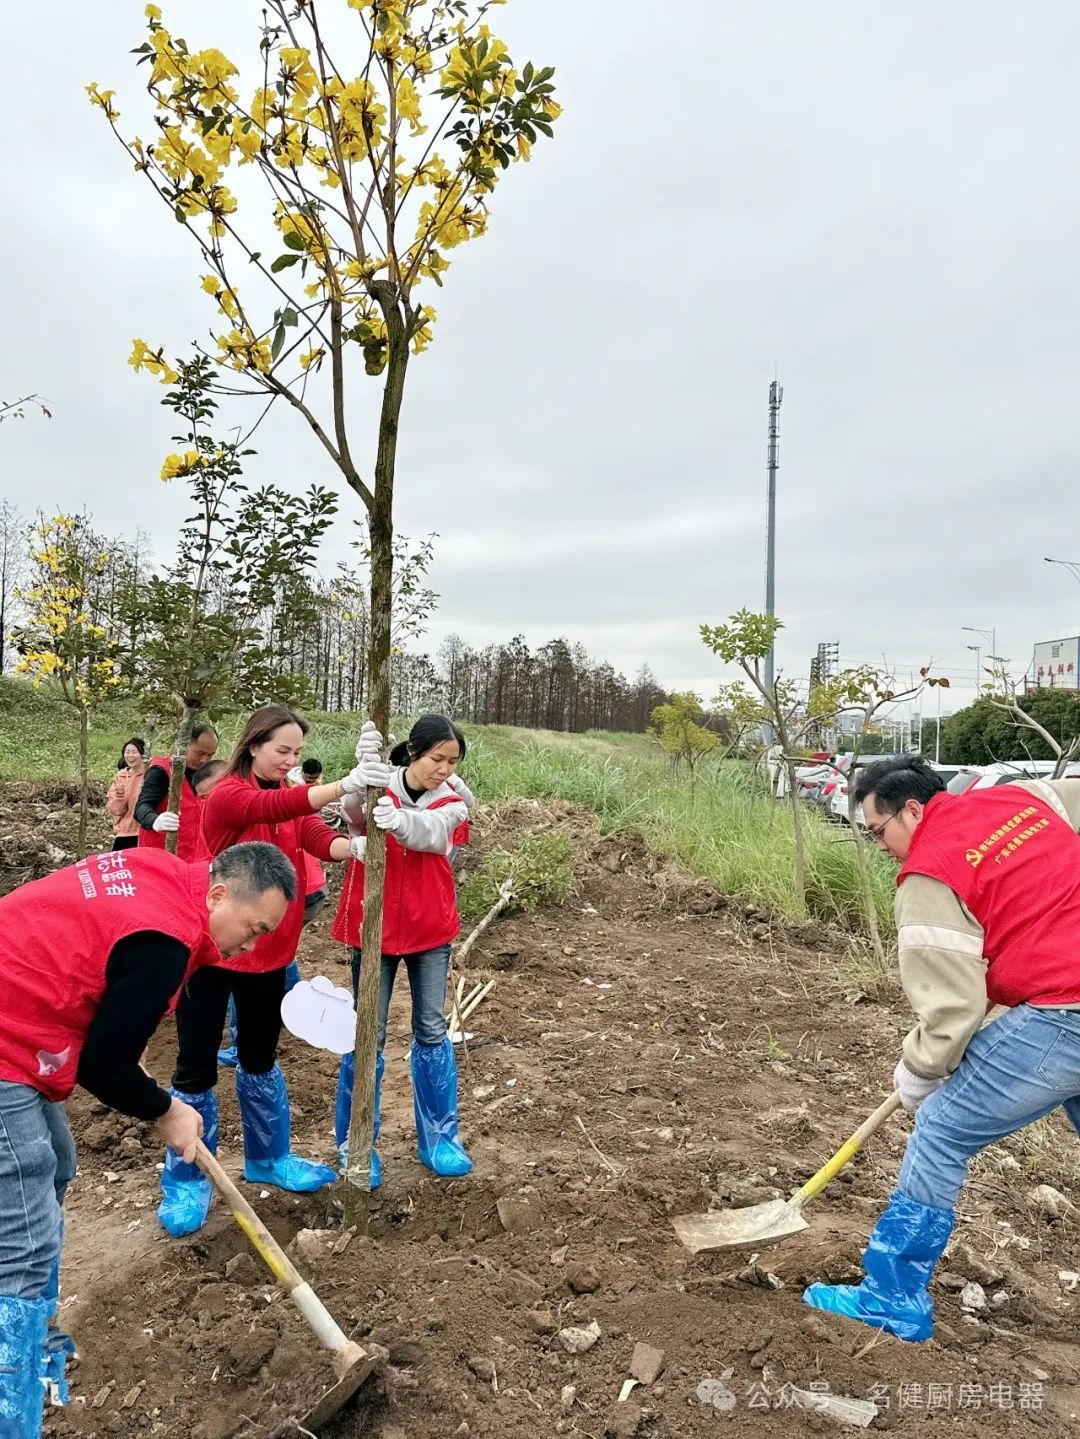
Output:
[281,976,356,1054]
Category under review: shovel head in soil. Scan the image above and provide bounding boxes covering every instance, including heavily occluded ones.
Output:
[674,1196,809,1254]
[673,1091,901,1255]
[194,1142,381,1427]
[301,1340,381,1429]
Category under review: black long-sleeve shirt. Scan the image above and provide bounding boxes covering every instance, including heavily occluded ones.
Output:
[134,762,197,831]
[76,931,190,1120]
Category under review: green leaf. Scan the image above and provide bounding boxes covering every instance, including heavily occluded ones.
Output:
[271,326,286,361]
[281,307,299,327]
[270,253,300,272]
[283,231,306,251]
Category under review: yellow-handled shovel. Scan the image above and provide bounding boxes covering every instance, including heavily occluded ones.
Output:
[673,1091,902,1255]
[195,1141,381,1428]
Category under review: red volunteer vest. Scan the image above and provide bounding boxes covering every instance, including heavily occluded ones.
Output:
[0,850,217,1100]
[899,787,1080,1008]
[137,755,210,863]
[202,773,320,974]
[332,792,460,954]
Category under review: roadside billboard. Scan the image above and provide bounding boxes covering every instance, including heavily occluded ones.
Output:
[1031,636,1080,688]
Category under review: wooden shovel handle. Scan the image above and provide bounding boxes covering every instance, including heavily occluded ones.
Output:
[194,1140,305,1294]
[794,1091,902,1205]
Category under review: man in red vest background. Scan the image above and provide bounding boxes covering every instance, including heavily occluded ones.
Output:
[805,755,1080,1341]
[134,723,219,860]
[0,841,295,1436]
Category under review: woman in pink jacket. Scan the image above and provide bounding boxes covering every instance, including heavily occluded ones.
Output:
[105,739,147,850]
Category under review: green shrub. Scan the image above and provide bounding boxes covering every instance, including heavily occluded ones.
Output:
[458,832,575,923]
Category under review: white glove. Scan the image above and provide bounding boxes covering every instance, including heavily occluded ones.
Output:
[348,834,367,862]
[286,765,304,787]
[339,763,368,795]
[152,811,181,833]
[894,1059,946,1114]
[355,721,383,762]
[356,754,392,789]
[372,796,404,834]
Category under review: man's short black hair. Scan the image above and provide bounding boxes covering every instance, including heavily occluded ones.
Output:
[301,757,323,777]
[192,759,226,788]
[212,841,297,903]
[853,754,947,814]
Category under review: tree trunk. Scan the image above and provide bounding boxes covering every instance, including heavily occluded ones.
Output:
[775,713,807,918]
[343,299,409,1229]
[845,746,887,966]
[165,702,196,857]
[77,705,90,858]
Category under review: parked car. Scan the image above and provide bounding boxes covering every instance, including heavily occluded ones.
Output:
[824,754,907,825]
[946,767,985,795]
[958,760,1080,792]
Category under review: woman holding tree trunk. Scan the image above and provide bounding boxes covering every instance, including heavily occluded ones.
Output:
[333,715,474,1188]
[157,705,370,1237]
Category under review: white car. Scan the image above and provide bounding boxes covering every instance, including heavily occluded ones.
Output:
[955,760,1080,792]
[829,758,953,825]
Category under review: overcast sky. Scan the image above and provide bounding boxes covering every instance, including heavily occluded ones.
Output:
[5,1,1080,718]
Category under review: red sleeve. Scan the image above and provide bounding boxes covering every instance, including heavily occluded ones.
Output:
[299,813,338,862]
[205,777,313,833]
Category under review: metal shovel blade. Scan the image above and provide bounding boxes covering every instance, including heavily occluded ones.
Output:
[673,1197,809,1255]
[301,1340,382,1430]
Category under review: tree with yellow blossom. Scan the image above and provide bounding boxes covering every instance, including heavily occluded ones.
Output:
[145,356,337,849]
[90,0,560,1214]
[14,514,122,855]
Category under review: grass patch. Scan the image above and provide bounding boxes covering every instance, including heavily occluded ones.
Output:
[0,677,895,938]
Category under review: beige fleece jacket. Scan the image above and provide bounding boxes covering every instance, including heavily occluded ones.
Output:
[898,778,1080,1077]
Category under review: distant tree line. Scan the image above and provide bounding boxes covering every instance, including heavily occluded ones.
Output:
[2,502,671,734]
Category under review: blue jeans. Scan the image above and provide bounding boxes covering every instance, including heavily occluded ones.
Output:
[349,944,451,1051]
[899,1005,1080,1210]
[0,1083,77,1299]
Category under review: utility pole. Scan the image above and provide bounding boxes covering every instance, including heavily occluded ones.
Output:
[962,625,997,688]
[763,378,783,707]
[935,682,942,763]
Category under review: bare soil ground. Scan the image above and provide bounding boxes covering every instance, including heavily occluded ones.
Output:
[2,782,1080,1438]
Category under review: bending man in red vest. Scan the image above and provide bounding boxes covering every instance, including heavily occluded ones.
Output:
[134,723,219,861]
[804,755,1080,1341]
[0,841,295,1437]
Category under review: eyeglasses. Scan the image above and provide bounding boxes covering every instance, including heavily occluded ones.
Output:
[865,811,901,847]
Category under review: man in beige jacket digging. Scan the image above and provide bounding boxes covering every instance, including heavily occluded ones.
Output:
[805,754,1080,1341]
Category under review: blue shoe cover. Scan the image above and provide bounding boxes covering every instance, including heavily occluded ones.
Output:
[237,1064,336,1192]
[411,1038,473,1177]
[334,1052,383,1187]
[157,1088,218,1238]
[803,1191,954,1343]
[40,1247,77,1407]
[0,1295,48,1438]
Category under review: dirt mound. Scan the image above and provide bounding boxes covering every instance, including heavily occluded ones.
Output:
[0,780,111,894]
[9,791,1077,1437]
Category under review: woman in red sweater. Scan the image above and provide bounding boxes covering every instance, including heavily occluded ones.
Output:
[158,705,369,1237]
[333,715,474,1188]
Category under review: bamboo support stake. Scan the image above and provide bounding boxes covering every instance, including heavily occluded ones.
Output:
[456,878,515,967]
[448,980,496,1041]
